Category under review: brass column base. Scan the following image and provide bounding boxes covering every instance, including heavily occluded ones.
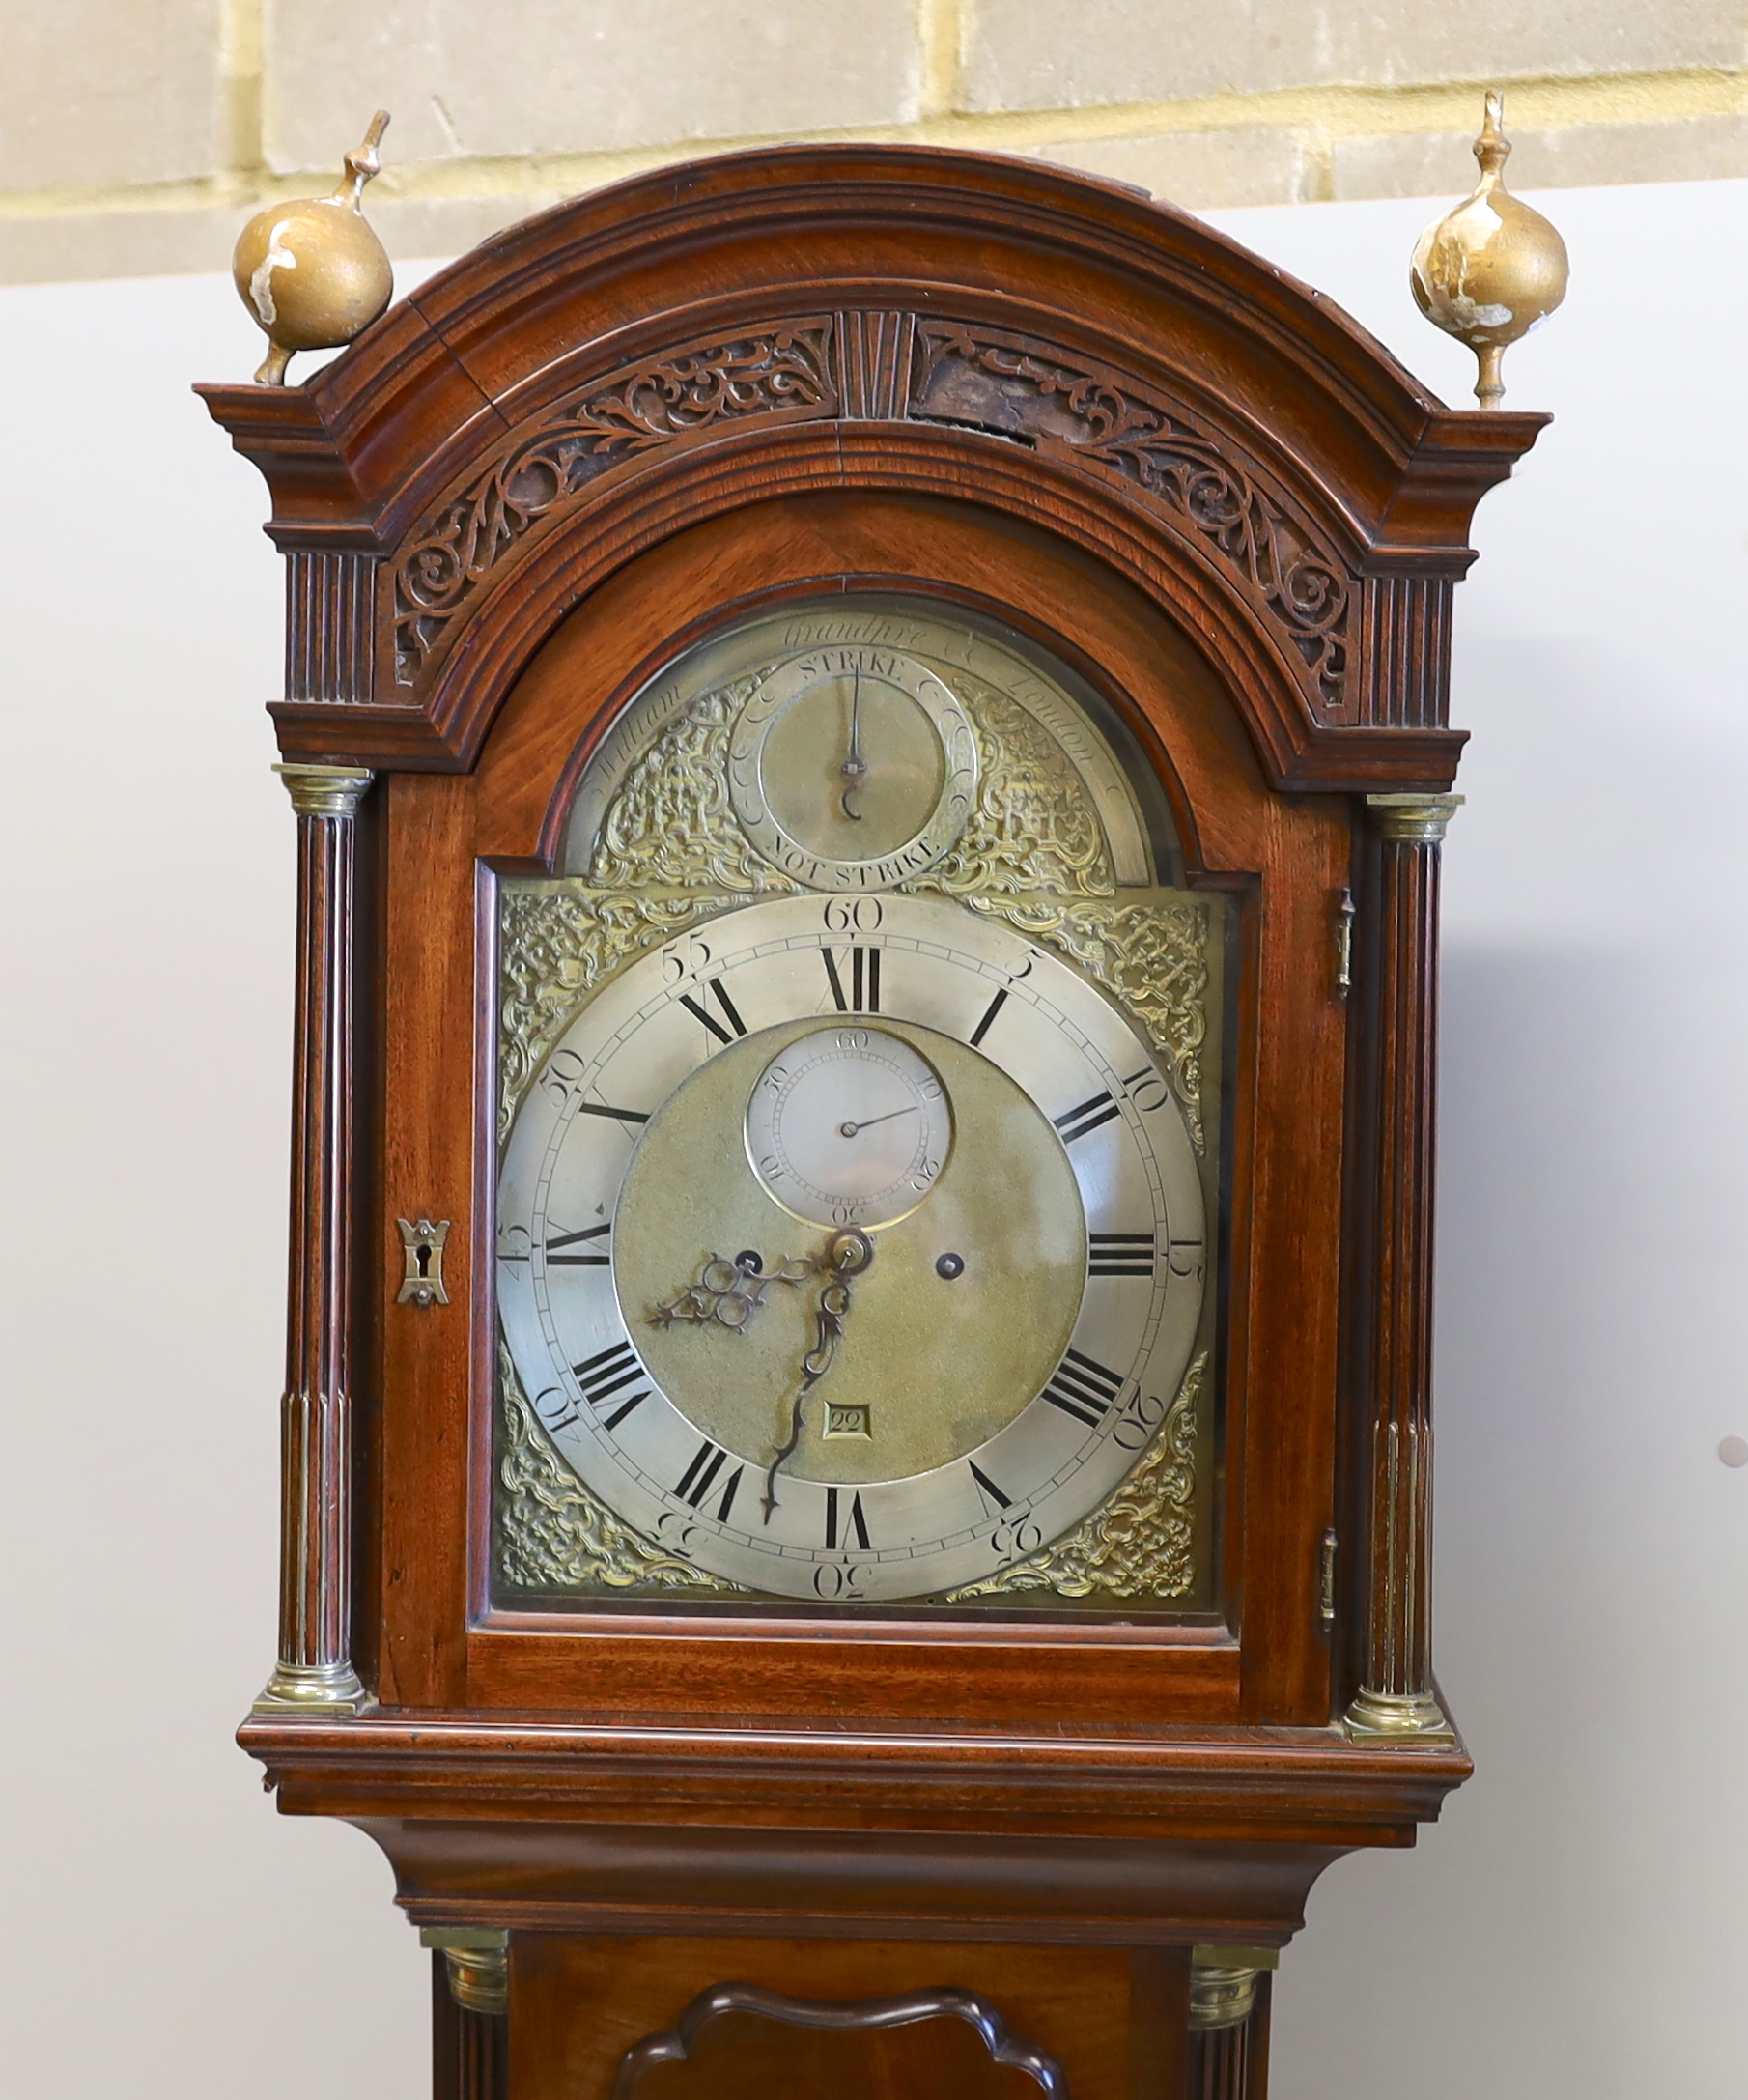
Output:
[252,1660,370,1717]
[1341,1688,1456,1745]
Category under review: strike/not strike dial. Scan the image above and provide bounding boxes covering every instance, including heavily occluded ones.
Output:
[725,644,978,891]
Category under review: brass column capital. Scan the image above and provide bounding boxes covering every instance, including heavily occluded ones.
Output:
[273,761,375,818]
[1188,1945,1278,2033]
[1367,791,1463,843]
[421,1929,511,2017]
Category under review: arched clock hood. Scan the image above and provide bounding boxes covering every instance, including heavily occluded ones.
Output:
[201,143,1542,781]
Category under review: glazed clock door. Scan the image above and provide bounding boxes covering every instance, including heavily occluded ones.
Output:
[491,591,1225,1619]
[373,487,1352,1733]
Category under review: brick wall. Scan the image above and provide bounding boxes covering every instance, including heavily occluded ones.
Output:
[4,0,1744,284]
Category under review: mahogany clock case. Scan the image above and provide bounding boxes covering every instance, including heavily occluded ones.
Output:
[200,142,1543,1989]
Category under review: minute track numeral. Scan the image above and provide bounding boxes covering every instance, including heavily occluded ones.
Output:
[821,945,881,1013]
[569,1340,650,1431]
[1088,1232,1155,1279]
[823,1486,871,1550]
[678,975,747,1045]
[1040,1348,1125,1429]
[674,1438,745,1523]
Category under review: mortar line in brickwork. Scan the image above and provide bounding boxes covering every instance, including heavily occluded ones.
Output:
[2,62,1744,228]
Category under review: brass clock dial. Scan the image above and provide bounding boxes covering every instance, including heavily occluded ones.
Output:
[496,894,1204,1601]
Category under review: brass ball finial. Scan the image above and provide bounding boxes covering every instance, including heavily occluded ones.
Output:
[1410,91,1568,410]
[233,111,394,386]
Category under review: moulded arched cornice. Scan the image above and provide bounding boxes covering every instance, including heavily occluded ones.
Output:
[199,143,1545,788]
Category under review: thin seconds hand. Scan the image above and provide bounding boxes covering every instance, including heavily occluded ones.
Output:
[838,1104,919,1138]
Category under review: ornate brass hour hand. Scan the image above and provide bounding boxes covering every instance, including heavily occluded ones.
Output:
[762,1228,874,1521]
[838,662,867,821]
[650,1247,816,1333]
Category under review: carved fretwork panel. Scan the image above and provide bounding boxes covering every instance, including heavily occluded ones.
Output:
[908,322,1352,720]
[391,323,837,686]
[380,306,1357,735]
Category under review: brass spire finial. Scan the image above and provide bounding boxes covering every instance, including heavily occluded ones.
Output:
[232,111,394,386]
[1410,91,1569,410]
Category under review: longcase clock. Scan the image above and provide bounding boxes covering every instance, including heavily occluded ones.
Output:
[201,145,1544,2100]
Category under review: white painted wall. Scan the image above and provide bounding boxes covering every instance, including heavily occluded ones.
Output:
[1,176,1742,2098]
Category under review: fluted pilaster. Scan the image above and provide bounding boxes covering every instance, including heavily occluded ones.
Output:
[253,761,374,1716]
[1344,793,1461,1744]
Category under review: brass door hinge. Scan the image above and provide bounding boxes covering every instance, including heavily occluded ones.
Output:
[1319,1526,1338,1627]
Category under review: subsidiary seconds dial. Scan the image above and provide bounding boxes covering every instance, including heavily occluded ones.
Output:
[747,1026,952,1230]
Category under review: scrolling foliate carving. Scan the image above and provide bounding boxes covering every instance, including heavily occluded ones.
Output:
[394,323,835,682]
[498,886,739,1132]
[497,1346,747,1596]
[913,325,1349,709]
[946,1353,1204,1602]
[965,894,1210,1151]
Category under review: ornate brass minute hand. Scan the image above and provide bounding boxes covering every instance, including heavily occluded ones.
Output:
[762,1228,874,1520]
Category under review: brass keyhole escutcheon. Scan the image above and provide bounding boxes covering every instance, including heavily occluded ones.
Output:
[396,1217,451,1307]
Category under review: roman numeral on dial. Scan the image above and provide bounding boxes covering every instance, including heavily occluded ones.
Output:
[674,1438,745,1522]
[569,1340,650,1431]
[679,976,747,1045]
[968,1461,1013,1515]
[1053,1090,1122,1145]
[968,985,1008,1047]
[1040,1348,1125,1429]
[545,1222,611,1266]
[822,946,881,1013]
[824,1486,871,1549]
[1088,1232,1155,1278]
